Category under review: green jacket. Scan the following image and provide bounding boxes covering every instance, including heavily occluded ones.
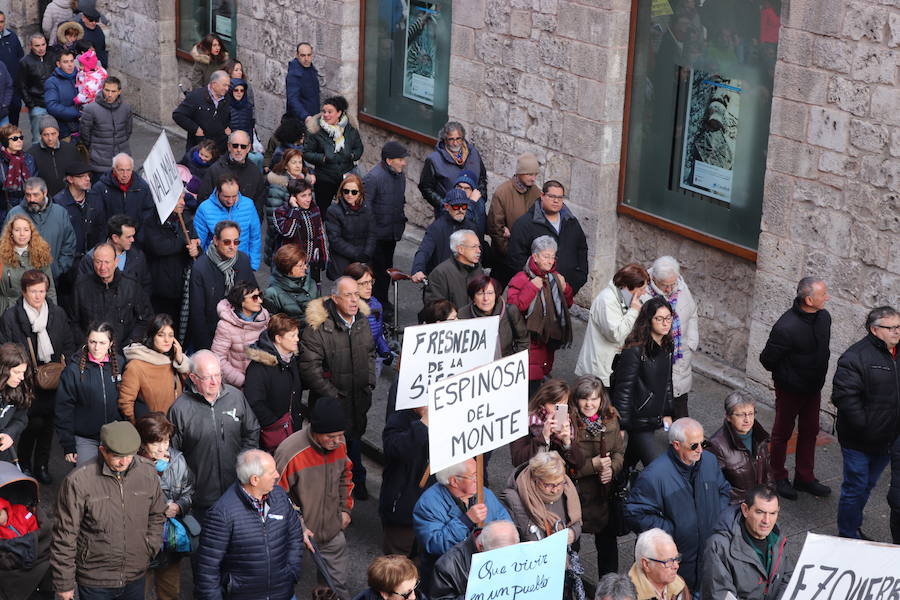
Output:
[0,250,56,313]
[263,268,319,322]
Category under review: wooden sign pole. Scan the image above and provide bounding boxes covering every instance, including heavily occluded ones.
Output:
[476,453,485,527]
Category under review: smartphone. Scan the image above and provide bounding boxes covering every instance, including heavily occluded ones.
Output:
[553,404,568,432]
[620,288,633,308]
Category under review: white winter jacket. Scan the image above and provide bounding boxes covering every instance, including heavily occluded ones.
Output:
[643,276,699,397]
[42,0,74,45]
[574,280,641,386]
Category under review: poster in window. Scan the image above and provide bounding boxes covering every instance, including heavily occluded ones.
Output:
[403,1,439,106]
[679,70,742,203]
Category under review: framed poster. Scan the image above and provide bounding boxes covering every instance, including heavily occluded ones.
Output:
[403,0,439,106]
[679,70,742,203]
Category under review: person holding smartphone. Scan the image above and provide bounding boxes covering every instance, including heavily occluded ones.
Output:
[510,378,585,472]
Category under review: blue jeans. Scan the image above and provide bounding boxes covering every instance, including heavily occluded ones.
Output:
[79,577,145,600]
[837,447,890,537]
[28,106,48,143]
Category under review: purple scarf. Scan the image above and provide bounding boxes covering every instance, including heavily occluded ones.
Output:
[648,285,683,361]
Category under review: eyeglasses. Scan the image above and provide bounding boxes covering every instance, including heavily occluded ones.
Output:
[653,315,674,323]
[544,193,567,201]
[390,580,420,599]
[194,373,222,382]
[357,279,373,287]
[875,324,900,333]
[342,188,360,196]
[8,135,23,141]
[230,143,249,149]
[731,411,756,419]
[537,479,566,492]
[220,238,240,246]
[682,440,711,451]
[247,293,262,301]
[448,203,468,211]
[475,289,496,297]
[453,473,477,482]
[446,136,464,142]
[646,555,682,569]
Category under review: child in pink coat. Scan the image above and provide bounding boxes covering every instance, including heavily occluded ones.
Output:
[74,49,107,105]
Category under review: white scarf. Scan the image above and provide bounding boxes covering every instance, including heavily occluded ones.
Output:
[22,300,53,363]
[319,114,348,153]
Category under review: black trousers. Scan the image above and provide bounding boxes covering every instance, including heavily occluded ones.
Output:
[314,179,339,217]
[373,239,397,307]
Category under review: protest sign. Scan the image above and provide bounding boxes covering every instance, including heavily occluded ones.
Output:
[465,529,568,600]
[428,351,528,473]
[781,532,900,599]
[142,131,183,224]
[396,316,500,410]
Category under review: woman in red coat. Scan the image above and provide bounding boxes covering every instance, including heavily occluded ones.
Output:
[506,235,574,395]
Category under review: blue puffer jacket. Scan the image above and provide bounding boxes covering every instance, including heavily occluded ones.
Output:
[194,189,262,270]
[195,483,302,600]
[362,160,407,242]
[44,67,80,137]
[366,296,391,358]
[624,447,732,592]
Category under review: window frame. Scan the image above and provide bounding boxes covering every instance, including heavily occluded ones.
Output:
[174,0,237,62]
[615,0,759,263]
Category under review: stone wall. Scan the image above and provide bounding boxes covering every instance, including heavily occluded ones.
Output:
[746,0,900,411]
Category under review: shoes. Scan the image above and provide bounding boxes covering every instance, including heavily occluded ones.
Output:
[353,482,369,501]
[35,465,52,485]
[857,529,874,541]
[793,478,831,497]
[775,479,797,500]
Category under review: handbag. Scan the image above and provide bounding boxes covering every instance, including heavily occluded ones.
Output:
[26,338,65,391]
[260,412,294,452]
[609,465,637,537]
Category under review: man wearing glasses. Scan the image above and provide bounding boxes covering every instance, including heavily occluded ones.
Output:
[629,529,689,600]
[506,179,588,295]
[422,229,483,311]
[196,129,267,220]
[418,121,487,218]
[410,188,479,283]
[172,70,231,154]
[625,417,731,593]
[759,277,832,501]
[194,174,262,269]
[78,6,107,67]
[832,306,900,541]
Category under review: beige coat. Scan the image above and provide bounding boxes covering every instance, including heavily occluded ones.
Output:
[118,343,191,422]
[486,177,541,255]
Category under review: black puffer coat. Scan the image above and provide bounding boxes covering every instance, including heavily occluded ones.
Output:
[832,333,900,455]
[0,297,77,364]
[300,298,375,438]
[613,341,674,432]
[79,96,133,173]
[71,270,154,347]
[26,141,81,197]
[759,300,831,394]
[243,331,302,428]
[324,197,376,280]
[379,409,429,527]
[362,160,407,242]
[172,87,231,154]
[302,114,364,186]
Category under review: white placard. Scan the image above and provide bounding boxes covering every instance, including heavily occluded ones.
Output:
[782,532,900,598]
[465,529,568,600]
[142,131,183,224]
[395,316,500,410]
[428,351,528,473]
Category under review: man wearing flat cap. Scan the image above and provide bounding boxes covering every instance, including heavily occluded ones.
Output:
[51,421,166,600]
[362,140,409,309]
[275,398,354,600]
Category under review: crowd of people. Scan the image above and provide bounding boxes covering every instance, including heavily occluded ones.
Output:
[0,4,895,600]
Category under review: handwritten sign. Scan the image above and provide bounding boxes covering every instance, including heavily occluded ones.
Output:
[465,529,568,600]
[142,131,183,224]
[782,533,900,599]
[396,316,500,410]
[428,351,528,473]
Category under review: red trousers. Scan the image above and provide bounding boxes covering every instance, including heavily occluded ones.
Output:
[769,385,821,483]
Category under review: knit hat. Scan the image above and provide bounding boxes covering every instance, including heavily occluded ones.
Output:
[453,170,478,189]
[77,48,98,71]
[38,115,60,134]
[100,421,141,455]
[515,153,540,175]
[442,188,470,207]
[381,140,409,160]
[310,397,348,434]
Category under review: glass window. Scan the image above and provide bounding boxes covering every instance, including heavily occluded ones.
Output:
[620,0,782,252]
[361,0,452,137]
[178,0,237,55]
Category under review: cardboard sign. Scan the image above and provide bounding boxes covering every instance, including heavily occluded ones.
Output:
[428,351,528,473]
[465,529,568,600]
[396,316,500,410]
[142,131,183,224]
[781,533,900,599]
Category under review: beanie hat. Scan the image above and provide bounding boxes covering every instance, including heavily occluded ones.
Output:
[310,397,348,434]
[453,170,478,190]
[515,153,540,175]
[381,140,409,160]
[38,115,60,134]
[442,188,470,207]
[77,49,98,71]
[100,421,141,455]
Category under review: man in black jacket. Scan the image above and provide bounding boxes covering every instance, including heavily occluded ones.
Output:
[506,180,588,295]
[76,214,153,298]
[187,220,255,351]
[410,189,478,280]
[19,33,56,142]
[832,306,900,540]
[430,521,519,600]
[90,153,154,230]
[71,242,154,346]
[195,130,266,220]
[26,116,81,196]
[172,70,231,155]
[759,277,832,501]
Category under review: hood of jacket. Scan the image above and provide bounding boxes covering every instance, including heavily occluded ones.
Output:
[122,342,191,374]
[304,296,370,330]
[531,199,575,227]
[267,170,291,188]
[215,297,270,328]
[271,268,311,294]
[287,58,317,78]
[245,330,292,368]
[304,111,358,136]
[190,44,229,65]
[94,95,122,111]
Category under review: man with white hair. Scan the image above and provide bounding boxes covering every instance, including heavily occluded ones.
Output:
[422,228,484,310]
[413,458,512,586]
[595,573,637,600]
[628,529,689,600]
[91,152,155,228]
[172,69,232,154]
[642,256,699,419]
[195,450,302,600]
[430,520,520,600]
[625,417,731,592]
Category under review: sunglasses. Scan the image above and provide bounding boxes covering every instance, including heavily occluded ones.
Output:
[448,203,467,211]
[230,143,249,149]
[7,135,23,142]
[342,188,360,196]
[683,440,711,451]
[247,293,262,301]
[220,238,240,246]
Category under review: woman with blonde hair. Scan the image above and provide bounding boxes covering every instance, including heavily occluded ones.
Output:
[0,214,56,313]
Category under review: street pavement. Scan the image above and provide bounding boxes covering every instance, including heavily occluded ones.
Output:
[29,116,895,598]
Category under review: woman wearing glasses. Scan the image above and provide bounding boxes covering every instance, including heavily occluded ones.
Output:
[458,274,529,359]
[324,174,375,281]
[344,262,393,375]
[211,281,270,388]
[0,124,38,219]
[613,295,675,468]
[352,554,421,600]
[707,391,772,503]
